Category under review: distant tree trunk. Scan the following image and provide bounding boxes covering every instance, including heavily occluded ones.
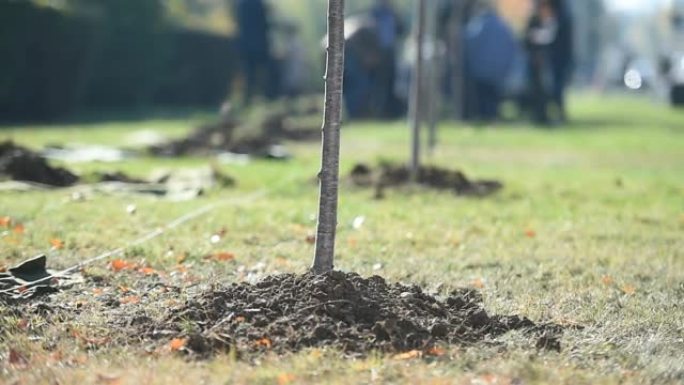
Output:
[449,0,465,120]
[312,0,345,274]
[410,0,426,182]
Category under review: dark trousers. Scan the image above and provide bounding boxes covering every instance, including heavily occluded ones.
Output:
[243,52,275,105]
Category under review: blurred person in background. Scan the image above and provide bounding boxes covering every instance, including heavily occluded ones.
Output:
[279,23,307,99]
[370,0,405,118]
[525,0,573,125]
[235,0,275,105]
[463,0,518,121]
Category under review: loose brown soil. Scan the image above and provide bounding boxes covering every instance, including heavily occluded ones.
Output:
[1,270,563,359]
[0,141,79,187]
[140,271,562,356]
[149,111,319,158]
[350,163,503,198]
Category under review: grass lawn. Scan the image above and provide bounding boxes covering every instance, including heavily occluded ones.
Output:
[1,93,683,384]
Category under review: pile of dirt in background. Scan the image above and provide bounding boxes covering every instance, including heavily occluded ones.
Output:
[139,271,562,356]
[148,108,320,158]
[350,163,503,198]
[0,141,79,187]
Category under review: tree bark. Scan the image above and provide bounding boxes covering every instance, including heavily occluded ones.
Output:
[410,0,426,182]
[312,0,345,274]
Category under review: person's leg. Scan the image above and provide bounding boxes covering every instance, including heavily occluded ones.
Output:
[529,60,549,125]
[552,67,568,122]
[243,54,258,105]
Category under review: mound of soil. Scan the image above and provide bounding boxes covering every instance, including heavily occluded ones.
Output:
[149,111,319,158]
[145,271,561,356]
[351,163,503,198]
[0,141,79,187]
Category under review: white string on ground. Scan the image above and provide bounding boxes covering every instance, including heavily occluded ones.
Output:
[0,187,271,296]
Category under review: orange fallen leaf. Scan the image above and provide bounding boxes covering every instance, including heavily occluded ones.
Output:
[119,295,140,305]
[169,338,187,351]
[0,265,7,273]
[50,238,64,249]
[13,224,25,234]
[234,316,246,323]
[470,278,485,289]
[254,337,272,348]
[305,234,316,244]
[622,284,637,295]
[214,252,235,261]
[138,267,157,275]
[426,346,447,356]
[524,228,536,238]
[0,216,11,227]
[277,373,296,385]
[393,350,422,360]
[601,275,614,286]
[110,259,136,272]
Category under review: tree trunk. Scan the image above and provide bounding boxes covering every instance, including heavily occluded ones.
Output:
[410,0,426,182]
[312,0,345,274]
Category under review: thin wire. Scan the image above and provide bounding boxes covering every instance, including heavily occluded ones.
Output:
[0,188,269,296]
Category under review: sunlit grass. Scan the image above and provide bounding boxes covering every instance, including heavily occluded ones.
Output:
[1,93,683,384]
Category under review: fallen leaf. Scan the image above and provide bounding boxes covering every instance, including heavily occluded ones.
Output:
[393,350,422,360]
[0,216,11,227]
[13,224,25,234]
[305,234,316,244]
[470,278,485,289]
[96,374,122,385]
[621,284,637,295]
[119,295,140,305]
[176,254,187,264]
[0,265,6,273]
[524,228,536,238]
[426,346,447,356]
[169,338,187,351]
[234,316,246,323]
[110,259,136,272]
[16,318,29,330]
[601,275,614,286]
[277,373,297,385]
[138,267,157,275]
[254,337,272,349]
[9,348,30,369]
[215,252,235,261]
[50,238,64,249]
